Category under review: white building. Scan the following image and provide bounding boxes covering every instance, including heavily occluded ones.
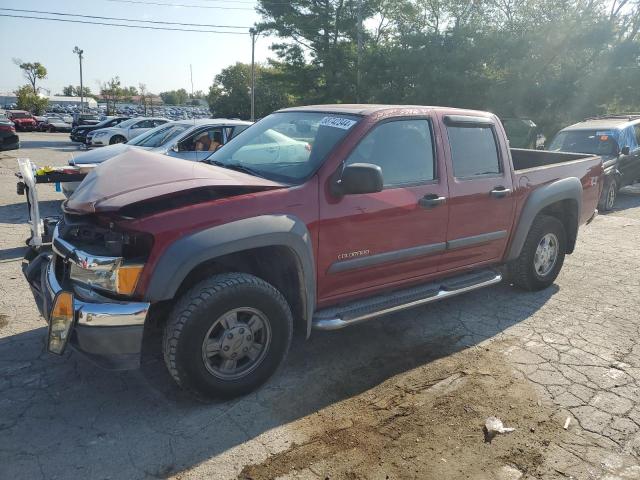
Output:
[0,92,97,109]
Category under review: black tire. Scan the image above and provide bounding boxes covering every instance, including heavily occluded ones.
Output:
[163,273,293,399]
[598,178,617,212]
[48,126,55,133]
[508,215,566,291]
[109,135,126,145]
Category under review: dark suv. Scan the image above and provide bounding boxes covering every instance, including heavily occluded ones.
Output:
[549,114,640,210]
[70,116,129,144]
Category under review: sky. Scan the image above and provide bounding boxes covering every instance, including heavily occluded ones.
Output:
[0,0,274,96]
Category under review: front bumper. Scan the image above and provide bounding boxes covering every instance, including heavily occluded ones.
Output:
[23,248,150,370]
[89,138,108,146]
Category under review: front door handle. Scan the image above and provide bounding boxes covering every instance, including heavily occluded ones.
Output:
[490,186,512,198]
[419,194,446,208]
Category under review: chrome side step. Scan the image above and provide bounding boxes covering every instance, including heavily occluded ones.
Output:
[312,269,502,331]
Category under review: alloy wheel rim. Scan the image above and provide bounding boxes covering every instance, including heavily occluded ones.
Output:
[201,307,272,380]
[533,233,559,277]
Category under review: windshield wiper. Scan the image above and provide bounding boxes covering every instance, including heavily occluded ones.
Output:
[208,160,265,178]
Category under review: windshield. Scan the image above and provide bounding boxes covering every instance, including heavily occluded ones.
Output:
[128,123,190,147]
[11,112,29,119]
[549,129,619,156]
[206,112,360,183]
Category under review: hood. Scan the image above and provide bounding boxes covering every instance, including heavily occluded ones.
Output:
[13,117,35,123]
[92,127,120,135]
[64,148,285,214]
[71,143,133,165]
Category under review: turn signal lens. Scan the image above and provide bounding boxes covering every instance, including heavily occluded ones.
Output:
[116,265,144,295]
[48,292,74,354]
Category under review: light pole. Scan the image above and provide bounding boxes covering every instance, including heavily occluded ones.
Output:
[73,46,84,113]
[250,28,257,121]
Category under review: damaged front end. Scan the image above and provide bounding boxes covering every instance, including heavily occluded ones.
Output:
[23,215,151,370]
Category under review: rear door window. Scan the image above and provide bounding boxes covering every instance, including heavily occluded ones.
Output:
[446,125,501,178]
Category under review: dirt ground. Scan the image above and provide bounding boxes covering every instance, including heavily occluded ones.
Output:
[2,133,640,480]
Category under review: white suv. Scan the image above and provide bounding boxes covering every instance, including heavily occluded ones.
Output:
[88,117,168,146]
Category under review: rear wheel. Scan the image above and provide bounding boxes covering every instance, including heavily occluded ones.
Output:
[109,135,126,145]
[598,178,617,212]
[163,273,293,399]
[509,215,566,291]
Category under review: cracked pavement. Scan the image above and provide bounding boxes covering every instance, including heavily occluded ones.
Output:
[1,133,640,479]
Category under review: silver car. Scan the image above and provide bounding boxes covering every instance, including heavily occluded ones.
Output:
[64,118,252,197]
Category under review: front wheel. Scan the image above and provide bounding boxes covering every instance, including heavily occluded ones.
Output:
[508,215,566,291]
[109,135,126,145]
[163,273,293,399]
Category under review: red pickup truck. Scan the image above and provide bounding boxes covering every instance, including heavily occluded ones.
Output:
[23,105,602,398]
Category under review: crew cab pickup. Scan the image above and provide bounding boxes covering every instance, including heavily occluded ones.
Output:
[22,105,603,399]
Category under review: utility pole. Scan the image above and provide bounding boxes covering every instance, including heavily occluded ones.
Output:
[73,46,84,112]
[250,27,257,121]
[356,0,362,103]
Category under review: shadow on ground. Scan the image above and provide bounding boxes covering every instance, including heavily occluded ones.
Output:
[16,139,81,153]
[599,185,640,215]
[0,281,558,479]
[0,199,62,225]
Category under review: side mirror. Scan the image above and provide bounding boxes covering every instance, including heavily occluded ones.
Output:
[621,146,630,156]
[334,163,383,196]
[171,144,180,153]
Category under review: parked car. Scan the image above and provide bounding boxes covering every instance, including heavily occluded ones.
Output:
[549,114,640,211]
[87,117,169,146]
[69,116,130,143]
[62,119,251,197]
[39,117,72,133]
[34,115,48,130]
[0,118,19,151]
[7,110,37,131]
[23,105,602,399]
[72,112,101,128]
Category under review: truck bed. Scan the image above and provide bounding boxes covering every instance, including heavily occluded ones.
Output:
[510,148,602,225]
[511,148,598,171]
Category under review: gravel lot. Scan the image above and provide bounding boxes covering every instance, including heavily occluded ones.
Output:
[1,132,640,479]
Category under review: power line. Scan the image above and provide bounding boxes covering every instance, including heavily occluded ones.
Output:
[0,8,250,28]
[105,0,255,10]
[0,14,249,33]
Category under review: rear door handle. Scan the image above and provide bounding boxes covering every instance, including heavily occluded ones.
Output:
[490,186,511,198]
[419,194,446,208]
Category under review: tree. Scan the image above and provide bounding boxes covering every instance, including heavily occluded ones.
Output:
[207,62,294,119]
[100,77,124,115]
[255,0,640,136]
[14,85,49,114]
[160,88,189,105]
[61,85,92,97]
[14,60,47,94]
[138,83,150,115]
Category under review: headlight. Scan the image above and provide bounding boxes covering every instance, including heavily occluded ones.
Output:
[70,262,144,296]
[94,131,108,137]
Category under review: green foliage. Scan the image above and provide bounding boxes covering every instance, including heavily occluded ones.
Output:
[256,0,640,136]
[14,60,47,94]
[61,85,92,97]
[100,77,124,115]
[160,88,189,105]
[14,85,49,114]
[207,62,294,119]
